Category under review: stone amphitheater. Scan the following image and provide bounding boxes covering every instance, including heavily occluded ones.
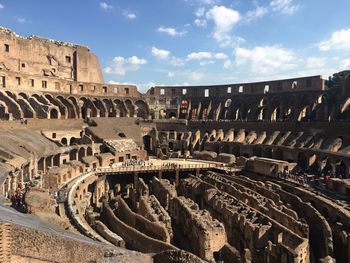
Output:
[0,27,350,263]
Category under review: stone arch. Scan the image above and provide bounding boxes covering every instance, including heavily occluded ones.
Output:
[78,147,86,161]
[53,154,60,167]
[0,90,23,119]
[86,146,93,156]
[70,137,77,145]
[93,98,107,117]
[61,137,68,145]
[56,95,76,119]
[80,97,97,119]
[68,96,80,118]
[298,106,311,121]
[9,92,35,118]
[45,94,67,119]
[271,107,282,122]
[114,99,127,117]
[49,108,59,119]
[103,99,116,117]
[0,101,9,119]
[124,99,135,117]
[70,149,78,160]
[135,100,149,119]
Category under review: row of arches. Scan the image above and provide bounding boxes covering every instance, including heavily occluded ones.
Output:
[176,92,350,122]
[0,90,150,120]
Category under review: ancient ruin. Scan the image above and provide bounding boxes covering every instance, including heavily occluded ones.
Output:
[0,27,350,263]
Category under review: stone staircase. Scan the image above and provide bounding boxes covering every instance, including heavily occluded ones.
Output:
[0,222,12,263]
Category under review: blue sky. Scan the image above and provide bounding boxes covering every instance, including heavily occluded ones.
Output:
[1,0,350,91]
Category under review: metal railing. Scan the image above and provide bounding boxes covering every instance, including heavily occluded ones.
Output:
[95,163,218,174]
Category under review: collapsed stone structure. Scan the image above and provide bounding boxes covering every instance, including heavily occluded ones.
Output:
[0,27,349,262]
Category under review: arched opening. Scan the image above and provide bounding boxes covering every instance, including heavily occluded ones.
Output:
[336,160,347,178]
[135,100,149,119]
[169,112,177,119]
[78,148,86,161]
[253,147,262,157]
[61,138,68,146]
[273,148,283,160]
[271,107,281,122]
[53,154,60,166]
[49,108,58,119]
[322,160,333,176]
[124,100,135,117]
[284,107,293,121]
[143,135,152,153]
[263,148,273,158]
[309,159,321,176]
[70,149,78,160]
[234,108,241,121]
[70,137,77,145]
[257,107,267,121]
[298,106,310,121]
[231,145,240,156]
[86,147,93,156]
[298,152,308,170]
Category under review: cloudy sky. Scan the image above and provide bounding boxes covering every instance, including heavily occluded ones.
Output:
[1,0,350,91]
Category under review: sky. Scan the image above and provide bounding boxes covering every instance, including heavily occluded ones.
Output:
[0,0,350,92]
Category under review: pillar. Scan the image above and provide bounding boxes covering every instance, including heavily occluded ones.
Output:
[133,171,139,185]
[196,168,200,177]
[175,170,179,186]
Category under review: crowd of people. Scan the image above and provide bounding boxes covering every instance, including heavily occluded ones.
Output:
[10,182,30,212]
[119,159,153,167]
[109,159,182,170]
[276,166,346,186]
[277,168,311,185]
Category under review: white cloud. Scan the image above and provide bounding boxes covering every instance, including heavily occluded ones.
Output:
[167,72,175,78]
[123,11,136,19]
[0,4,4,9]
[157,26,187,37]
[306,57,326,69]
[187,51,227,60]
[235,45,296,74]
[100,2,113,10]
[319,28,350,51]
[245,6,268,22]
[16,17,26,23]
[206,5,241,46]
[214,53,228,59]
[188,71,205,81]
[223,60,232,69]
[195,7,206,17]
[170,57,185,67]
[187,51,212,60]
[340,58,350,69]
[138,81,156,92]
[194,19,207,27]
[151,47,171,59]
[186,0,218,6]
[104,56,147,76]
[270,0,299,15]
[199,60,214,66]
